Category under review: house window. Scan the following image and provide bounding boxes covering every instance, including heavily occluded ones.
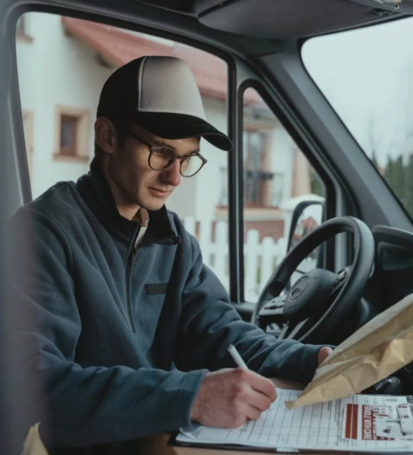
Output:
[60,115,78,156]
[270,173,284,207]
[244,130,274,207]
[54,106,90,161]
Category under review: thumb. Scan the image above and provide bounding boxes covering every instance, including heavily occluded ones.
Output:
[317,346,333,366]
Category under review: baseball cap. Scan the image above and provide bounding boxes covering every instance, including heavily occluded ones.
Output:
[97,56,232,151]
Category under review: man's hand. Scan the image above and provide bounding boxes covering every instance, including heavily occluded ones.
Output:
[190,368,276,428]
[317,346,333,365]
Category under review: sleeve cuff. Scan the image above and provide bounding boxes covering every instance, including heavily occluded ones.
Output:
[172,369,208,431]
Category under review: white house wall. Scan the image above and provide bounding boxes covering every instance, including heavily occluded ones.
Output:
[17,13,111,198]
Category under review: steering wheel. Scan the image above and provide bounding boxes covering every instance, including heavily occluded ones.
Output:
[251,217,375,344]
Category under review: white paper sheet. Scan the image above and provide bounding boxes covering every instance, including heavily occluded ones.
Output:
[177,389,413,452]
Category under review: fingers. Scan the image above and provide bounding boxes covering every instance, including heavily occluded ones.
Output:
[317,346,333,365]
[233,368,277,402]
[190,368,277,429]
[239,392,272,423]
[227,398,266,427]
[231,368,276,419]
[245,405,262,422]
[231,378,273,413]
[247,389,273,413]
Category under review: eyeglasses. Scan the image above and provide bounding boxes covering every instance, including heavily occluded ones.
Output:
[126,130,207,178]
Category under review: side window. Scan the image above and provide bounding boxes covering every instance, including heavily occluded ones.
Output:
[242,88,324,301]
[16,13,229,287]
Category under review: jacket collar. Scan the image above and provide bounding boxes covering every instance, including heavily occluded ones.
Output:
[76,158,179,245]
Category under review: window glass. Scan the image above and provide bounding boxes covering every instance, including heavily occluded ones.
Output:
[16,12,229,287]
[60,115,78,156]
[242,88,324,301]
[302,18,413,220]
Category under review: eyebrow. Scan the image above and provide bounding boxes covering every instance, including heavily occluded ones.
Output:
[151,138,201,155]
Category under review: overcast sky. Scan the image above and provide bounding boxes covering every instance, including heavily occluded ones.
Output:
[302,16,413,167]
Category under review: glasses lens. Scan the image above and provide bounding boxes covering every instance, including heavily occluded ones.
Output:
[181,155,204,177]
[149,147,175,170]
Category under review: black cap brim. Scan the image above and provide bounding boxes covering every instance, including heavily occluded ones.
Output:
[127,112,232,151]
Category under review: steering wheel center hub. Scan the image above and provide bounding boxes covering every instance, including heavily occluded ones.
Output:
[289,276,309,300]
[283,269,341,321]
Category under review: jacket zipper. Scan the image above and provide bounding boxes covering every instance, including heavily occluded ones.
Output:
[125,233,180,333]
[125,236,140,333]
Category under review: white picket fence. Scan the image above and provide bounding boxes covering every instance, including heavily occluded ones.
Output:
[183,217,288,301]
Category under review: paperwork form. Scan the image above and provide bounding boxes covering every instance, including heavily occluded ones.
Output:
[176,389,413,452]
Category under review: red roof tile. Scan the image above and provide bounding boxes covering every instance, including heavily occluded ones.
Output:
[61,17,263,105]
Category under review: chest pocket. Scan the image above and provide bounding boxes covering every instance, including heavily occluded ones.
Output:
[145,283,168,295]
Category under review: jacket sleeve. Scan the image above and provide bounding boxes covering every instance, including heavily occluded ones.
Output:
[174,231,324,384]
[9,209,206,448]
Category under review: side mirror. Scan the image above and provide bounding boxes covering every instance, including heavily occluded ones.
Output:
[287,200,324,272]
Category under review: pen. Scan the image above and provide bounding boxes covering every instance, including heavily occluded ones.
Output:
[228,344,249,370]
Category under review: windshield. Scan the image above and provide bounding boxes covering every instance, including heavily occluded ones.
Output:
[302,17,413,220]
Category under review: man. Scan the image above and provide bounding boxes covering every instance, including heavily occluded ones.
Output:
[11,56,332,454]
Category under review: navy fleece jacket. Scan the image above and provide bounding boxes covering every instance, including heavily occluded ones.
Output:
[10,159,324,454]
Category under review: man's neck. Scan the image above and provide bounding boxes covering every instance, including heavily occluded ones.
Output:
[100,161,140,221]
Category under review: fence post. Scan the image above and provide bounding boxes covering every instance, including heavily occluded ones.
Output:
[183,216,195,236]
[245,229,260,301]
[199,219,212,268]
[277,237,288,260]
[260,236,275,292]
[214,221,227,285]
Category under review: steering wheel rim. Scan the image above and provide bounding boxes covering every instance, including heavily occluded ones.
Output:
[251,216,375,344]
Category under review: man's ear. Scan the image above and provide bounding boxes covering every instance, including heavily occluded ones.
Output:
[95,117,116,155]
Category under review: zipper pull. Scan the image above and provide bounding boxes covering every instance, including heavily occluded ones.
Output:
[130,246,138,262]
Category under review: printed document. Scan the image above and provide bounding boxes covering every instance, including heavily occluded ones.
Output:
[177,389,413,452]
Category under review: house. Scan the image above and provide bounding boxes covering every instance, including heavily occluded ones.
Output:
[16,12,316,244]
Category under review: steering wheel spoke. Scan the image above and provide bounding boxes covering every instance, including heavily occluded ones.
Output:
[329,267,350,297]
[263,294,286,310]
[286,317,314,340]
[257,306,287,330]
[277,324,290,340]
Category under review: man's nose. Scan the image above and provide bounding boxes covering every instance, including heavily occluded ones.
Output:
[161,159,181,186]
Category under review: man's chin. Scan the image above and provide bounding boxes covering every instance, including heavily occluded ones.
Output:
[140,199,165,212]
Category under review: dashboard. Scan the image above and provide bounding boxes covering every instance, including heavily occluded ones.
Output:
[370,225,413,313]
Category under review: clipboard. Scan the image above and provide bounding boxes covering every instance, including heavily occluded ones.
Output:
[169,391,413,454]
[169,432,280,453]
[168,433,413,455]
